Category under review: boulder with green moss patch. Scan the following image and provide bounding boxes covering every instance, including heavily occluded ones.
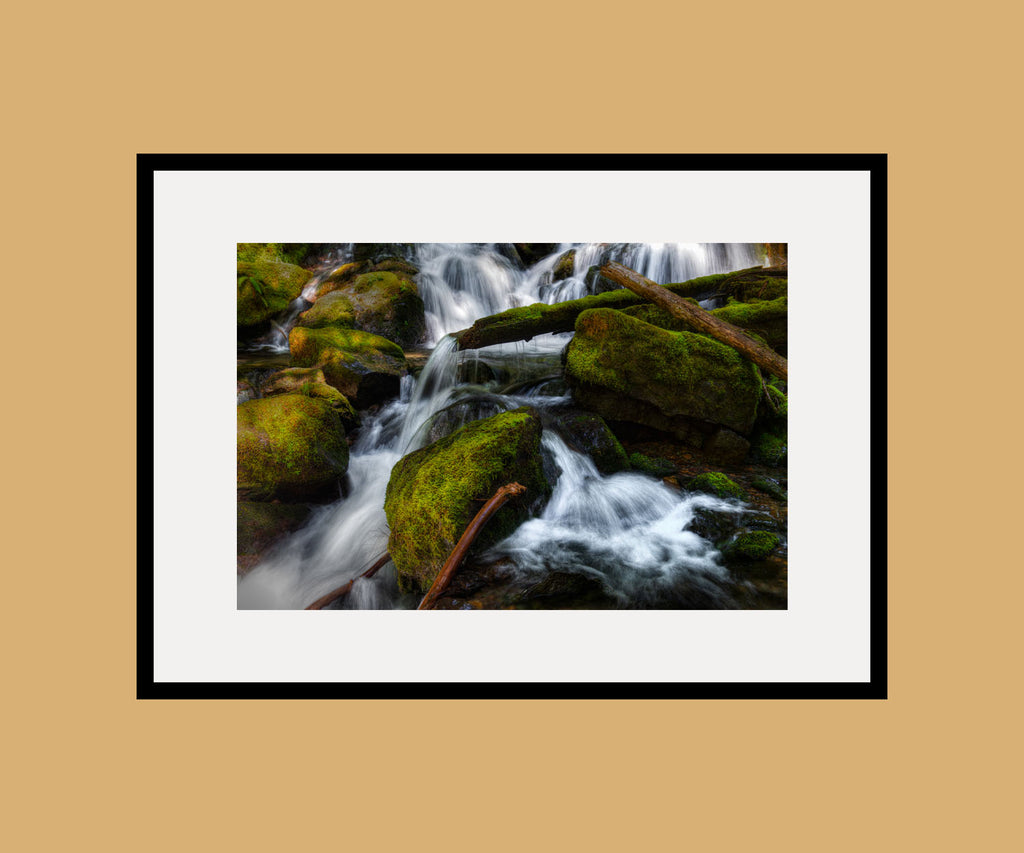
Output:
[289,325,407,408]
[237,395,349,502]
[564,308,762,438]
[313,260,371,300]
[296,292,356,330]
[383,408,550,594]
[260,369,360,430]
[684,472,748,501]
[629,452,676,478]
[552,249,576,281]
[237,260,312,331]
[724,531,780,560]
[323,270,426,347]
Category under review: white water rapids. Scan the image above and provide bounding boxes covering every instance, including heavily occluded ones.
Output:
[238,243,763,609]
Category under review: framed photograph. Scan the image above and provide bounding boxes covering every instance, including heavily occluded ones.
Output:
[139,153,885,698]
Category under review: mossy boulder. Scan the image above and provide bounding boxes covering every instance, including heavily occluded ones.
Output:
[684,472,748,501]
[553,409,629,474]
[296,292,356,330]
[373,258,420,275]
[237,501,312,574]
[323,271,426,348]
[313,260,371,300]
[351,243,415,264]
[289,326,406,408]
[237,395,350,502]
[237,260,312,331]
[383,408,550,594]
[724,531,780,561]
[564,308,762,437]
[260,369,360,431]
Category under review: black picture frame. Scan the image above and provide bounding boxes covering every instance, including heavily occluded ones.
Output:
[138,153,887,700]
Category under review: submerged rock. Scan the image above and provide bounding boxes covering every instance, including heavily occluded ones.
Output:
[564,308,762,438]
[237,395,350,502]
[289,326,406,408]
[384,408,550,594]
[237,260,312,332]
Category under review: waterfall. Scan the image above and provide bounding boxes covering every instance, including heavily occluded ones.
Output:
[238,243,765,609]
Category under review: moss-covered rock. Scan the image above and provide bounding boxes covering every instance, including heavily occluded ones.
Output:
[351,243,415,264]
[237,243,314,267]
[237,395,349,502]
[564,308,762,437]
[552,249,576,281]
[724,531,780,560]
[296,292,356,330]
[684,472,748,501]
[628,452,676,478]
[313,260,372,300]
[237,501,312,574]
[322,270,426,348]
[237,260,312,331]
[260,369,360,430]
[373,258,420,275]
[712,296,788,351]
[553,409,629,474]
[384,408,550,594]
[289,325,406,408]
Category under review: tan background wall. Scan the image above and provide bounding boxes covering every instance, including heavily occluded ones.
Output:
[5,2,1017,850]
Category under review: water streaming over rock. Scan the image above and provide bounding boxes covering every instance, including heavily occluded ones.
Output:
[238,243,765,609]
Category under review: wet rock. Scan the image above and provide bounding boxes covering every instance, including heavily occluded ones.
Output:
[628,452,676,478]
[237,395,350,502]
[513,243,559,265]
[237,501,312,574]
[552,249,576,282]
[351,243,415,264]
[296,292,356,330]
[260,370,360,431]
[551,408,629,474]
[723,531,781,561]
[751,476,787,502]
[313,260,371,300]
[384,408,550,594]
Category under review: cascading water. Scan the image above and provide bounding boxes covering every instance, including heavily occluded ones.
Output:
[238,243,767,609]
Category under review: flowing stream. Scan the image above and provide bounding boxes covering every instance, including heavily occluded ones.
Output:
[238,243,764,609]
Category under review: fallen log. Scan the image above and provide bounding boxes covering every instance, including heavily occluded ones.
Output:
[305,551,392,610]
[599,261,788,381]
[417,482,527,610]
[452,266,785,351]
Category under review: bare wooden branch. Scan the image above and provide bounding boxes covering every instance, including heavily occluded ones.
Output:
[599,261,788,381]
[417,482,527,610]
[305,552,392,610]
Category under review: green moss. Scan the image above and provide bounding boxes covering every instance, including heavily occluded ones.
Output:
[753,431,787,467]
[559,411,629,474]
[237,243,313,266]
[237,395,349,501]
[712,296,788,350]
[685,472,748,501]
[237,260,312,329]
[383,408,550,594]
[628,453,676,478]
[552,249,576,281]
[751,477,787,501]
[565,309,762,435]
[290,325,405,363]
[322,271,426,347]
[726,531,780,560]
[296,292,356,330]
